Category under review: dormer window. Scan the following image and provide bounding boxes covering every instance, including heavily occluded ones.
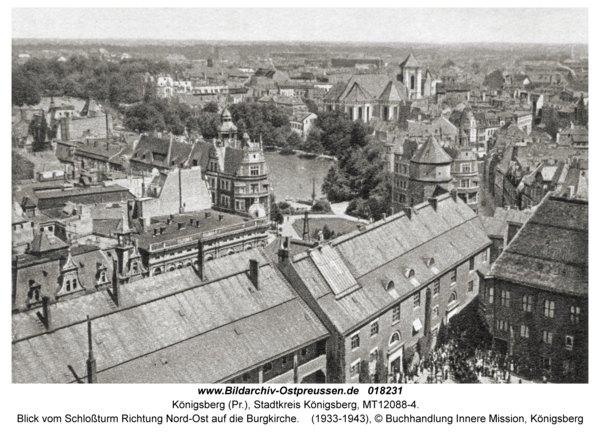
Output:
[424,258,435,268]
[386,280,395,291]
[28,280,41,302]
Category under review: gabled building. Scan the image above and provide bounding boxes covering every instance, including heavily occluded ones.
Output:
[12,249,329,384]
[481,194,588,383]
[277,193,492,383]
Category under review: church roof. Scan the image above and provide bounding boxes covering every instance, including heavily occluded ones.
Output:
[344,83,371,102]
[400,53,421,69]
[411,136,453,165]
[379,81,407,101]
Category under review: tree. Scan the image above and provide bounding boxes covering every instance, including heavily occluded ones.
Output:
[304,98,319,113]
[203,101,219,113]
[303,128,324,155]
[124,104,165,133]
[270,202,284,225]
[285,132,302,150]
[12,68,41,106]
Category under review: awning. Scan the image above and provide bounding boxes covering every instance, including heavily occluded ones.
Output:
[412,318,423,333]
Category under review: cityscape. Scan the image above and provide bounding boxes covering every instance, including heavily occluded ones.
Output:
[12,8,588,384]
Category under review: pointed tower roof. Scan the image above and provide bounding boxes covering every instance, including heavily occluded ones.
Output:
[411,136,453,165]
[62,247,78,272]
[400,53,421,69]
[219,107,238,134]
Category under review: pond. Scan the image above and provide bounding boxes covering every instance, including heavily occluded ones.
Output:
[264,150,335,203]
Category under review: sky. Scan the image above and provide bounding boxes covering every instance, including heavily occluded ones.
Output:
[12,7,588,44]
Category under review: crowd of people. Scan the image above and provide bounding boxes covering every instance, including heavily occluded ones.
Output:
[388,320,534,384]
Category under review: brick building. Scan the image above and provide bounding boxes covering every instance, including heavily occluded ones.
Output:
[480,194,588,383]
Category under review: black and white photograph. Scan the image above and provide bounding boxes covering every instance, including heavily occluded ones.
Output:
[9,2,590,406]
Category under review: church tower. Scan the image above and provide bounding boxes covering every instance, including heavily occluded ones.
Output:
[399,53,423,100]
[218,107,238,146]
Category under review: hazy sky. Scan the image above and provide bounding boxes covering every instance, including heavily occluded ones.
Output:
[12,8,588,44]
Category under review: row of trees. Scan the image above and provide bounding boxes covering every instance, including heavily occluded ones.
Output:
[12,55,175,107]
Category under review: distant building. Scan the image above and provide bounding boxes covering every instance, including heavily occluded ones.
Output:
[290,112,318,139]
[451,148,480,213]
[481,194,588,383]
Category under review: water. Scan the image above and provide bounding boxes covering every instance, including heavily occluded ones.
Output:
[264,151,335,202]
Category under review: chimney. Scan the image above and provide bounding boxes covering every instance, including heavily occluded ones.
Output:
[403,206,412,219]
[428,197,438,211]
[160,226,165,235]
[197,241,204,280]
[196,220,200,227]
[278,237,290,264]
[86,315,97,384]
[382,213,387,221]
[110,258,119,306]
[249,259,259,290]
[450,189,457,202]
[37,296,51,330]
[153,227,159,236]
[178,222,185,230]
[568,185,575,199]
[168,215,174,225]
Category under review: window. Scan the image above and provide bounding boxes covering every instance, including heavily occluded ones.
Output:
[281,355,287,365]
[468,281,474,293]
[469,257,475,271]
[543,331,553,345]
[520,325,529,338]
[350,360,361,378]
[413,292,421,308]
[461,163,471,173]
[541,357,551,370]
[544,300,555,318]
[132,262,139,273]
[565,336,574,350]
[386,280,395,291]
[450,268,457,285]
[72,279,77,289]
[449,291,457,304]
[433,280,440,296]
[460,179,470,188]
[495,319,508,331]
[242,373,250,382]
[501,290,510,308]
[370,321,379,337]
[433,305,440,318]
[264,362,272,372]
[66,280,71,292]
[351,334,360,350]
[389,332,400,346]
[369,349,378,363]
[250,166,260,176]
[301,347,308,357]
[392,305,400,323]
[563,360,573,375]
[570,306,580,324]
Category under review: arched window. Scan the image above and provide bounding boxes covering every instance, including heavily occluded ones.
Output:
[72,279,77,289]
[153,268,162,276]
[66,280,71,292]
[389,332,401,346]
[132,262,138,273]
[411,75,415,90]
[449,292,457,303]
[168,265,175,272]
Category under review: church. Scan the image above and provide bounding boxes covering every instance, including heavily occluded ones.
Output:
[321,53,435,122]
